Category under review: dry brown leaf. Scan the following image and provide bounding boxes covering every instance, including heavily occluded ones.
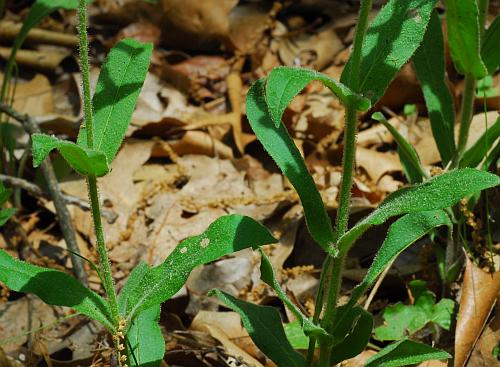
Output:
[170,130,234,159]
[356,147,401,182]
[0,46,70,71]
[455,256,500,367]
[6,74,53,116]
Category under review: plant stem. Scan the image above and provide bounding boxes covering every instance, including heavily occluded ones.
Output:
[77,0,119,325]
[87,175,119,323]
[77,0,94,147]
[315,1,372,365]
[454,74,476,166]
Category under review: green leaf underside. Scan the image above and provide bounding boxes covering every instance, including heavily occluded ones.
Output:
[246,79,335,253]
[348,211,452,308]
[127,305,165,367]
[364,339,451,367]
[0,250,113,330]
[413,10,456,164]
[445,0,488,77]
[461,117,500,168]
[259,249,329,338]
[337,169,500,255]
[265,67,370,128]
[77,39,152,164]
[284,321,310,350]
[32,134,109,177]
[330,307,373,365]
[481,16,500,74]
[118,261,149,314]
[210,289,306,367]
[375,280,455,341]
[340,0,437,104]
[373,112,425,183]
[120,215,277,321]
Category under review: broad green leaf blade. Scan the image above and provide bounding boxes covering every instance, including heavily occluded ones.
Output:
[265,67,370,127]
[0,250,113,330]
[340,0,437,103]
[481,16,500,74]
[348,211,451,307]
[364,339,451,367]
[259,249,329,339]
[330,307,373,365]
[210,289,306,367]
[445,0,488,77]
[123,215,277,321]
[0,208,16,226]
[337,169,500,255]
[413,10,456,164]
[32,134,109,177]
[127,305,165,367]
[77,39,152,163]
[118,262,150,314]
[461,117,500,168]
[372,112,425,183]
[247,79,335,253]
[284,321,310,350]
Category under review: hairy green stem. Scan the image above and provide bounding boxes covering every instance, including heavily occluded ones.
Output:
[77,0,119,326]
[77,0,95,147]
[315,1,372,365]
[454,74,476,166]
[87,175,119,324]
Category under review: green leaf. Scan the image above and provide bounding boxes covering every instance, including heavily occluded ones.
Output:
[461,117,500,168]
[265,67,370,128]
[127,305,165,367]
[284,321,310,350]
[337,169,500,255]
[340,0,437,103]
[210,289,306,367]
[413,10,456,164]
[330,307,373,365]
[118,261,150,314]
[445,0,488,77]
[364,339,451,367]
[0,250,113,330]
[32,134,109,177]
[374,280,455,341]
[372,112,425,183]
[348,211,452,308]
[0,208,16,226]
[246,79,335,253]
[259,249,329,339]
[77,39,152,163]
[0,182,12,205]
[120,215,277,321]
[481,16,500,74]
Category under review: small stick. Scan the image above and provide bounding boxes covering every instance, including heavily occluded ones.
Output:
[0,101,88,285]
[0,173,117,223]
[363,259,395,310]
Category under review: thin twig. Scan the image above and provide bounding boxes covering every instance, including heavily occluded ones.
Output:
[0,173,117,223]
[363,259,394,310]
[0,101,88,285]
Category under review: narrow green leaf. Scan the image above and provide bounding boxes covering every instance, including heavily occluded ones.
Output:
[481,16,500,74]
[330,307,373,365]
[0,182,12,205]
[0,208,16,226]
[461,117,500,168]
[265,67,370,127]
[413,10,456,164]
[284,321,310,350]
[445,0,488,77]
[246,79,335,253]
[32,134,109,177]
[210,289,306,367]
[259,249,329,339]
[372,112,425,183]
[364,339,451,367]
[348,211,451,307]
[122,215,277,321]
[340,0,437,104]
[127,305,165,367]
[118,262,150,315]
[77,39,152,163]
[0,250,113,330]
[337,169,499,255]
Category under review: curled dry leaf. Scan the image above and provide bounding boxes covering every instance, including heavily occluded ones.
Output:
[455,256,500,367]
